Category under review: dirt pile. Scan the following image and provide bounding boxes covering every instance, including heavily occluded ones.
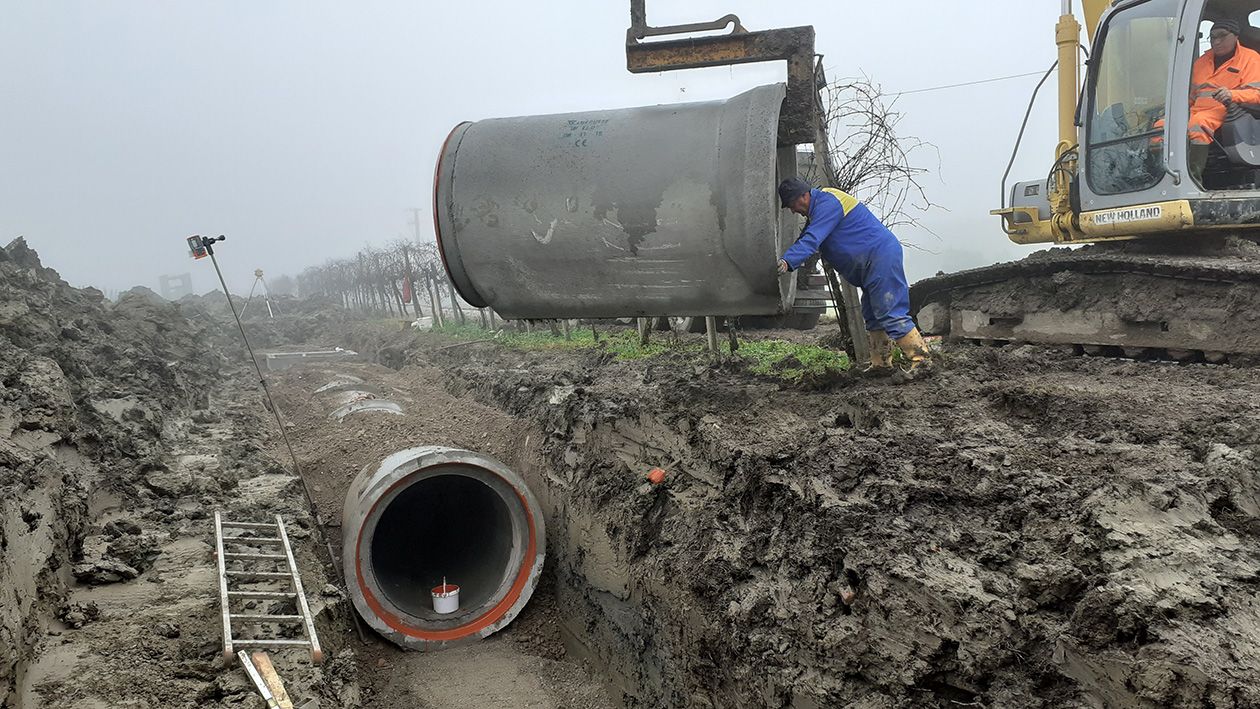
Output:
[176,290,352,350]
[0,237,225,703]
[417,338,1260,707]
[0,239,357,707]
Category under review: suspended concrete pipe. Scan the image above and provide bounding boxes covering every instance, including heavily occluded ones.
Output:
[433,82,800,320]
[343,446,545,650]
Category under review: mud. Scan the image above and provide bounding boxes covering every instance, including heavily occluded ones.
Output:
[0,240,357,707]
[414,335,1260,707]
[6,232,1260,708]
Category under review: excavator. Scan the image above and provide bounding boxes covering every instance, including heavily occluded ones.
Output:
[912,0,1260,361]
[621,0,1260,361]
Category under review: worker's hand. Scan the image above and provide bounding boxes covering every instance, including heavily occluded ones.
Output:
[1213,87,1234,103]
[777,259,790,274]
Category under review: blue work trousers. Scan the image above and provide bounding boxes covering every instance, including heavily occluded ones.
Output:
[852,244,914,340]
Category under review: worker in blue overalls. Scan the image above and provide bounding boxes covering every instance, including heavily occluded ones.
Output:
[776,177,930,372]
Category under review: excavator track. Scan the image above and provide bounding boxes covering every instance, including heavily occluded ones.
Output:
[909,236,1260,363]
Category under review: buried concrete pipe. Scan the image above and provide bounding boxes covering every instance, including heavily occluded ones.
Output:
[313,375,366,394]
[328,399,404,421]
[343,446,545,650]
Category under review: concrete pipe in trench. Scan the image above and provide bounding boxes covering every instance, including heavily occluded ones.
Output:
[343,446,545,650]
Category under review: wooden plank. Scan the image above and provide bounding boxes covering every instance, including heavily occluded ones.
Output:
[250,652,296,709]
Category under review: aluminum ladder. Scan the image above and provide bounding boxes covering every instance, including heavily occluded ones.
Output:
[214,512,323,664]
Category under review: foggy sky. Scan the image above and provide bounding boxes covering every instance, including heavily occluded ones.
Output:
[1,2,1066,295]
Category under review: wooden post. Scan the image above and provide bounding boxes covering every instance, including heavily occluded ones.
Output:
[425,272,444,327]
[562,318,572,341]
[637,317,651,347]
[812,66,870,365]
[401,246,422,318]
[446,277,466,325]
[705,316,719,355]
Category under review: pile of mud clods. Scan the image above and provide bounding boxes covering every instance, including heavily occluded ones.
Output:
[0,239,356,707]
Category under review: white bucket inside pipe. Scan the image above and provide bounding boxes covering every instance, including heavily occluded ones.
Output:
[432,583,460,614]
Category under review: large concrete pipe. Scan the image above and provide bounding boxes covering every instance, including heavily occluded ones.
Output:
[343,447,545,650]
[433,83,799,320]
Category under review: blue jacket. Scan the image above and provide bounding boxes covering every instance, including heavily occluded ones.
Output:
[781,188,901,287]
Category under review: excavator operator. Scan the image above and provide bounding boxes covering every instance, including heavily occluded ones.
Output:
[1187,19,1260,179]
[776,177,930,373]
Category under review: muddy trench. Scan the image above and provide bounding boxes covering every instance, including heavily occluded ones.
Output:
[264,323,1260,709]
[5,237,1260,708]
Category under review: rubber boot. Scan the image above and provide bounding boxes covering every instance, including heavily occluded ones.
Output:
[894,327,932,375]
[860,330,894,376]
[1189,143,1209,187]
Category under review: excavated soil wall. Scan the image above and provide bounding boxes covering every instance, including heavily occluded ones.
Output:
[0,242,361,708]
[0,239,220,705]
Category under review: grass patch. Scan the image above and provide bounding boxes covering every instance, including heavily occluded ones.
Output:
[427,322,682,361]
[425,323,850,381]
[427,322,493,340]
[737,339,850,381]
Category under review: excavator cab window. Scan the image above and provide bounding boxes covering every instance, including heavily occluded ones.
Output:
[1085,0,1180,195]
[1194,3,1260,190]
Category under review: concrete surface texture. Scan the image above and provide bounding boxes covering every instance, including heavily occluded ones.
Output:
[435,83,793,320]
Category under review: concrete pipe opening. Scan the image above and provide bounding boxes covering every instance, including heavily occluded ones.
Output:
[343,447,545,650]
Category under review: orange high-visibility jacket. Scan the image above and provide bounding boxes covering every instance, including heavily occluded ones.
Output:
[1189,44,1260,144]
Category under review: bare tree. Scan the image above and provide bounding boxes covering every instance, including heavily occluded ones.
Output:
[802,74,941,237]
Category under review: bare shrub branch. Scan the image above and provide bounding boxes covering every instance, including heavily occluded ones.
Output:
[803,74,943,247]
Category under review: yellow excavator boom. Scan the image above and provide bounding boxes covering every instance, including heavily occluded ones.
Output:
[1081,0,1112,42]
[1002,0,1118,243]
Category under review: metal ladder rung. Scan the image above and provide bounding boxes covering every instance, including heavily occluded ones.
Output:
[222,536,284,544]
[223,552,288,560]
[230,638,311,648]
[225,571,292,580]
[228,590,296,599]
[232,614,304,622]
[220,521,279,530]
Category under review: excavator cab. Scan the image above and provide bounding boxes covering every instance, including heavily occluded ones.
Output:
[1088,0,1260,192]
[918,0,1260,360]
[1002,0,1260,244]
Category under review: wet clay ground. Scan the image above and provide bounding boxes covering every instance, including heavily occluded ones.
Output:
[6,232,1260,709]
[266,319,1260,707]
[415,330,1260,707]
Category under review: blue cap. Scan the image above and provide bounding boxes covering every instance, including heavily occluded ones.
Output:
[778,177,811,208]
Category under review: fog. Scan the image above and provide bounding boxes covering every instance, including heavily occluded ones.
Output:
[1,1,1066,295]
